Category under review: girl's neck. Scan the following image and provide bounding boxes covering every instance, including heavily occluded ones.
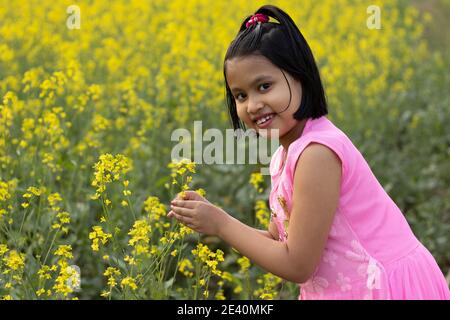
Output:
[279,119,308,152]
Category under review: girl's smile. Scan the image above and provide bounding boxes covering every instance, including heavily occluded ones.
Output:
[254,112,276,128]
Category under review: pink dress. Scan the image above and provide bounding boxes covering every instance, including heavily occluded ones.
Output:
[269,115,450,300]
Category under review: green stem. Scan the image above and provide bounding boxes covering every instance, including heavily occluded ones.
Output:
[18,206,29,237]
[42,231,58,266]
[100,194,128,263]
[126,194,136,220]
[166,237,185,296]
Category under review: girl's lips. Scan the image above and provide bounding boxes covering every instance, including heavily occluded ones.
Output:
[256,114,275,129]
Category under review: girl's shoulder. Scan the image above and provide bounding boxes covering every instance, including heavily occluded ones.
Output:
[285,117,350,179]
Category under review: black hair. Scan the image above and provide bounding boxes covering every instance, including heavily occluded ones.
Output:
[223,4,328,132]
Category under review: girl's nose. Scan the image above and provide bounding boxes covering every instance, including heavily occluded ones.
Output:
[247,96,264,114]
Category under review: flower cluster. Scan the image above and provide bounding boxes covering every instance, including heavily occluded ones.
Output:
[249,172,265,193]
[254,273,283,300]
[254,200,270,229]
[167,158,196,197]
[91,154,133,201]
[128,218,152,256]
[192,243,225,277]
[89,226,113,251]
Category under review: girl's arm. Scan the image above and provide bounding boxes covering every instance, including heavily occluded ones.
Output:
[170,143,341,283]
[255,221,278,240]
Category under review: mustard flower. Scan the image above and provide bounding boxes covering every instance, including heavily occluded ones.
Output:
[89,226,113,251]
[121,276,137,290]
[3,250,25,272]
[54,245,73,259]
[249,172,265,193]
[90,153,133,199]
[255,200,270,229]
[237,256,250,274]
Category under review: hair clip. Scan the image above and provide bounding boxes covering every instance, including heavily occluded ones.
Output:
[245,13,269,28]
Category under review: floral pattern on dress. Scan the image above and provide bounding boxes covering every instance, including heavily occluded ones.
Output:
[336,273,352,292]
[323,250,338,267]
[304,276,329,298]
[366,258,381,290]
[345,239,381,291]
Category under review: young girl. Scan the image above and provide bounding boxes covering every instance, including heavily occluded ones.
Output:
[168,5,450,300]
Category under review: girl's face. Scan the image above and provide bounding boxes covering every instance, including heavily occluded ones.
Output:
[225,54,303,140]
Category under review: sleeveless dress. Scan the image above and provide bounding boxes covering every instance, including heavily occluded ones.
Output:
[269,115,450,300]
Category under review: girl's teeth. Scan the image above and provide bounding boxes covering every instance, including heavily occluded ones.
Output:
[257,114,274,125]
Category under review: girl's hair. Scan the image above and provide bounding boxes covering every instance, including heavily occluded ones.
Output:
[223,4,328,131]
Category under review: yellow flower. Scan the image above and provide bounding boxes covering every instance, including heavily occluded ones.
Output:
[192,244,225,276]
[53,264,78,298]
[167,158,196,187]
[237,256,250,274]
[103,267,121,291]
[121,276,137,290]
[255,200,270,229]
[38,265,52,280]
[215,289,226,300]
[143,196,166,223]
[253,273,282,300]
[234,285,243,294]
[0,244,9,256]
[90,154,133,198]
[249,172,264,193]
[48,193,63,207]
[103,267,121,277]
[36,288,46,296]
[100,291,111,298]
[195,188,206,197]
[178,258,194,278]
[128,218,151,255]
[27,186,44,196]
[89,226,112,251]
[3,250,25,271]
[124,255,137,265]
[54,245,73,259]
[52,211,71,232]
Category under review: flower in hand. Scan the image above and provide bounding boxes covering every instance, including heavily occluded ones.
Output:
[167,190,229,236]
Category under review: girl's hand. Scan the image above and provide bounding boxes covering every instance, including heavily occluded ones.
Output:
[170,190,211,204]
[167,193,229,236]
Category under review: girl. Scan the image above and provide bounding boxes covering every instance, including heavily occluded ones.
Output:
[168,5,450,300]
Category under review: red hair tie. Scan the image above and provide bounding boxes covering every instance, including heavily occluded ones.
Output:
[245,13,269,28]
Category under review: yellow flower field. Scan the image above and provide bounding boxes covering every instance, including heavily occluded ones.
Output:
[0,0,449,299]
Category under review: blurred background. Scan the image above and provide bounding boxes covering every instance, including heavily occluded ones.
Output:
[0,0,448,299]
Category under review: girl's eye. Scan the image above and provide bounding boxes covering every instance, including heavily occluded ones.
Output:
[260,83,271,90]
[234,83,271,102]
[235,93,245,101]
